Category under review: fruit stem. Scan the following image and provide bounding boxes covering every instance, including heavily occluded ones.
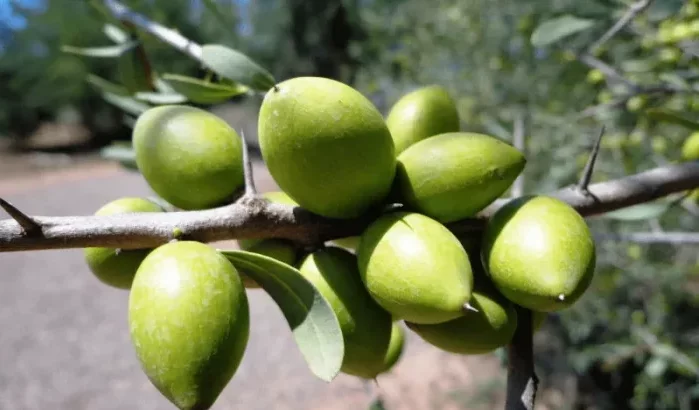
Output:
[0,198,41,235]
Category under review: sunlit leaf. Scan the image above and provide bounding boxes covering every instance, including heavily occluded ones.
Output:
[61,40,139,58]
[103,23,129,44]
[162,73,249,104]
[135,91,188,104]
[201,44,276,91]
[531,15,596,47]
[220,250,344,382]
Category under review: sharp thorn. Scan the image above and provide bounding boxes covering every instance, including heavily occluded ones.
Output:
[463,302,480,313]
[0,198,42,235]
[240,130,257,196]
[577,125,606,194]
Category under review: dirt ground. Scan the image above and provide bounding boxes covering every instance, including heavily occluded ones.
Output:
[0,148,515,410]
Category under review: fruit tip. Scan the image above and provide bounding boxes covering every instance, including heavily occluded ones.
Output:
[463,303,479,313]
[558,294,565,301]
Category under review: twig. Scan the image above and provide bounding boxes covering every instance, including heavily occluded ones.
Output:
[595,231,699,244]
[577,126,606,194]
[103,0,203,61]
[0,198,41,235]
[505,307,538,410]
[240,131,257,196]
[576,53,637,89]
[0,161,697,252]
[588,0,654,55]
[511,112,526,197]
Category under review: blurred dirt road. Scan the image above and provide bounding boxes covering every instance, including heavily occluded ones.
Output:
[0,160,503,410]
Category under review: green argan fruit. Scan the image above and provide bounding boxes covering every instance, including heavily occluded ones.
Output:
[332,236,361,252]
[395,132,526,223]
[357,212,474,325]
[133,105,244,210]
[682,131,699,160]
[385,85,460,154]
[380,322,406,373]
[258,77,396,219]
[299,247,393,379]
[239,239,298,289]
[129,241,249,410]
[405,282,518,355]
[481,195,596,312]
[83,197,164,289]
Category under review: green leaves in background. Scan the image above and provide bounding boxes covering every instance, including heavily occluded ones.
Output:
[100,142,138,171]
[531,15,596,47]
[601,201,672,221]
[220,250,344,382]
[162,73,249,104]
[134,91,187,105]
[644,109,699,130]
[201,44,276,92]
[101,92,150,116]
[61,40,140,58]
[86,74,131,96]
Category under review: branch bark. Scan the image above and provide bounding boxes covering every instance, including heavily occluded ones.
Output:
[1,161,697,252]
[506,307,538,410]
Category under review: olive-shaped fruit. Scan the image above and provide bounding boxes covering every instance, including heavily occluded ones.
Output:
[683,131,699,160]
[395,132,526,223]
[83,197,164,289]
[299,247,393,379]
[129,241,249,410]
[258,77,396,219]
[239,239,299,289]
[357,212,474,325]
[385,85,460,154]
[133,105,244,210]
[380,322,406,374]
[481,195,596,312]
[406,282,518,355]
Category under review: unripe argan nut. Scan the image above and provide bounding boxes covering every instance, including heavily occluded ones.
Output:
[395,132,526,223]
[129,241,249,410]
[83,197,164,289]
[133,105,244,210]
[385,85,460,154]
[358,212,473,325]
[682,131,699,160]
[299,247,393,379]
[258,77,396,218]
[481,196,596,312]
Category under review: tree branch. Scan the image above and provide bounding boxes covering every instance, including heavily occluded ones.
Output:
[588,0,654,55]
[0,161,697,252]
[595,231,699,244]
[511,112,526,197]
[577,126,605,193]
[505,307,538,410]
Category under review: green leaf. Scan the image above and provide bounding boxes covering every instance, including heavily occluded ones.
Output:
[531,15,596,47]
[118,47,154,94]
[134,91,188,105]
[85,74,131,96]
[644,108,699,130]
[100,142,138,171]
[103,23,129,44]
[202,0,234,30]
[201,44,276,91]
[644,356,668,378]
[601,201,671,221]
[220,250,344,382]
[61,40,140,58]
[102,92,150,116]
[162,73,249,104]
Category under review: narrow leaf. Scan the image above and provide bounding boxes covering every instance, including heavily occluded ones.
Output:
[601,201,671,221]
[162,73,249,104]
[531,15,596,47]
[645,108,699,130]
[61,40,139,58]
[118,46,154,93]
[135,91,188,105]
[102,92,150,116]
[201,44,276,91]
[220,250,344,382]
[86,74,131,96]
[103,23,129,44]
[100,142,139,171]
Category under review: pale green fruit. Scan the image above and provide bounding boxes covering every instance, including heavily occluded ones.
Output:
[481,196,596,312]
[395,132,526,223]
[385,85,460,154]
[298,247,393,379]
[332,236,361,252]
[406,281,518,355]
[380,322,406,373]
[239,239,298,289]
[133,105,244,210]
[357,212,474,325]
[83,197,164,289]
[682,131,699,160]
[258,76,396,219]
[129,241,249,410]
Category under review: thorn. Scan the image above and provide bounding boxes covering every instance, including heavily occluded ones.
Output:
[0,198,42,235]
[576,125,605,196]
[463,302,480,313]
[240,130,257,196]
[558,294,566,301]
[273,85,280,92]
[373,377,381,388]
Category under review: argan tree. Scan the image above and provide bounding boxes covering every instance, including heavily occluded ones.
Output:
[1,1,698,410]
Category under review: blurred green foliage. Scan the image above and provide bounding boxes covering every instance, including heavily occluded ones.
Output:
[1,0,698,409]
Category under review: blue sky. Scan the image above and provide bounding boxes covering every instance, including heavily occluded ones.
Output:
[0,0,43,31]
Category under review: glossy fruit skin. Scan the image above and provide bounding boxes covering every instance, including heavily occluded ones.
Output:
[357,212,474,325]
[258,77,396,219]
[129,241,249,410]
[299,247,393,379]
[406,282,518,355]
[133,105,244,210]
[380,322,406,373]
[83,197,164,289]
[683,131,699,160]
[385,85,460,154]
[481,196,596,312]
[239,239,298,288]
[395,132,526,223]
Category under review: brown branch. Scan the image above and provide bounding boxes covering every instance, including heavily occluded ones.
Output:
[0,161,697,253]
[577,126,605,193]
[0,198,41,235]
[595,231,699,244]
[506,307,538,410]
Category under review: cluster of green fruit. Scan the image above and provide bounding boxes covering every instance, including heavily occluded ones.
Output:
[83,76,597,410]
